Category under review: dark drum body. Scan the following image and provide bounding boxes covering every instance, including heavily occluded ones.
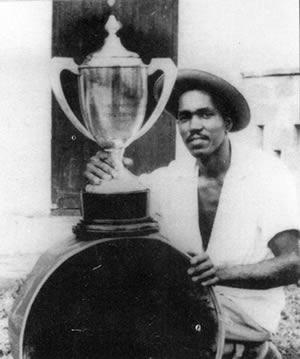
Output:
[9,235,224,359]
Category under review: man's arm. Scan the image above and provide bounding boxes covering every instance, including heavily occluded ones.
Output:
[188,230,300,289]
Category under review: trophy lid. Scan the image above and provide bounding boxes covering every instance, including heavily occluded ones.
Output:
[80,15,144,68]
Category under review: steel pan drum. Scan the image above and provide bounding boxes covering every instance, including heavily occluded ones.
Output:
[9,235,224,359]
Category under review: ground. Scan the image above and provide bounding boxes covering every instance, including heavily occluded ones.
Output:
[0,279,299,358]
[272,285,300,358]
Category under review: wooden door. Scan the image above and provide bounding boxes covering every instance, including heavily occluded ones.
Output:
[52,0,178,213]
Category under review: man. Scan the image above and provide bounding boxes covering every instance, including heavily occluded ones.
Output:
[84,69,300,358]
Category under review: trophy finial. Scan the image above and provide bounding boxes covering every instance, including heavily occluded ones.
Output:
[107,0,116,7]
[105,15,121,36]
[82,14,139,65]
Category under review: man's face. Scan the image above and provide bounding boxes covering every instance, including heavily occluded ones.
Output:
[177,90,228,158]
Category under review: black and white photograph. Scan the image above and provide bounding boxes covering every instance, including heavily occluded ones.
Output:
[0,0,299,358]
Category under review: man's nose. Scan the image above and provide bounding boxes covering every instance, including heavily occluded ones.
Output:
[189,114,204,129]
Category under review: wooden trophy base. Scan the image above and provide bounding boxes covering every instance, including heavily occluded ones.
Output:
[73,190,159,240]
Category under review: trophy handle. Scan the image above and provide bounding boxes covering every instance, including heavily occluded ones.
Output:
[50,57,95,141]
[127,58,177,146]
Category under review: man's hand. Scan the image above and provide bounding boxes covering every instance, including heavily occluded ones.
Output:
[83,150,134,185]
[84,151,116,185]
[187,251,219,286]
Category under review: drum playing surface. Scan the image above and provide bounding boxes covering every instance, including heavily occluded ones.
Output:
[18,237,224,358]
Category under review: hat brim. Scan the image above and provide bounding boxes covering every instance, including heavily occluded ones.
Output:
[154,69,250,132]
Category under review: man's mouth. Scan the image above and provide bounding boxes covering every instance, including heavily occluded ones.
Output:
[187,135,209,143]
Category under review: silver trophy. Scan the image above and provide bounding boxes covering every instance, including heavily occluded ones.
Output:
[50,15,176,235]
[51,15,177,194]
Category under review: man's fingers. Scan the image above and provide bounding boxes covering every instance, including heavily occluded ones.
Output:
[95,150,111,160]
[201,277,219,286]
[188,261,214,275]
[94,151,117,169]
[84,166,112,182]
[84,171,102,185]
[84,150,122,186]
[96,151,133,169]
[187,251,197,257]
[191,274,219,286]
[90,156,116,175]
[187,252,217,287]
[86,162,114,179]
[191,268,216,280]
[189,252,210,265]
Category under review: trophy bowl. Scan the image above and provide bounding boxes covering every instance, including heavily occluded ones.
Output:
[79,66,148,153]
[78,64,149,195]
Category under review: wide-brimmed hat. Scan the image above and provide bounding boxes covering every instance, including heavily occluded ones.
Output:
[153,69,250,132]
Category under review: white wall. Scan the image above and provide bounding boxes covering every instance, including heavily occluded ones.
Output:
[0,1,78,265]
[0,1,52,217]
[176,0,299,159]
[0,0,298,274]
[178,0,299,75]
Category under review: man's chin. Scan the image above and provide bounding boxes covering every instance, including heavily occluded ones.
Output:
[187,145,212,158]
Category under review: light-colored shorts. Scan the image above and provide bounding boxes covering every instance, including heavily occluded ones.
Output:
[216,292,270,342]
[216,293,282,359]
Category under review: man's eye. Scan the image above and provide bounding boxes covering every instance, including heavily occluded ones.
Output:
[177,110,215,122]
[197,111,214,119]
[178,112,191,122]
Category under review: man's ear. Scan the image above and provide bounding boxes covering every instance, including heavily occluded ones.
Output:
[225,117,233,132]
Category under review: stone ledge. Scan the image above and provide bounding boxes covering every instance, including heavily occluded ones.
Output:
[0,215,80,279]
[242,68,300,78]
[0,214,80,255]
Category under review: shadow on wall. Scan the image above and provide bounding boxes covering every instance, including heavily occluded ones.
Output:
[234,70,300,203]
